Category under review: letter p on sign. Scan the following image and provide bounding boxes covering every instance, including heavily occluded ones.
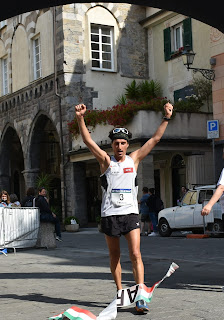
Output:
[207,120,219,139]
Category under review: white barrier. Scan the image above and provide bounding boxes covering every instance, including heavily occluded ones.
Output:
[0,207,40,249]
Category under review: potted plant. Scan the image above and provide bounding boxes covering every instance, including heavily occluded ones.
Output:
[64,216,79,232]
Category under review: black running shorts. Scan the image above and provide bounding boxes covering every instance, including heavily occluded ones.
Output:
[101,213,140,237]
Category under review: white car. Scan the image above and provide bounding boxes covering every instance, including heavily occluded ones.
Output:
[158,185,224,237]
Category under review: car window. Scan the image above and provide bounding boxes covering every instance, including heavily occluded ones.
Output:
[182,191,197,205]
[198,190,213,203]
[206,190,213,200]
[191,191,197,204]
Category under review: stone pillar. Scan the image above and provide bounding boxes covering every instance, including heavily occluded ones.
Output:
[137,154,154,199]
[156,160,167,207]
[72,162,88,226]
[22,168,40,191]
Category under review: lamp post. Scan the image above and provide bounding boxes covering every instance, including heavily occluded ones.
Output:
[182,45,215,81]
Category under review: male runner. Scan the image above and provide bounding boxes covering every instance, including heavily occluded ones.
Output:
[75,102,173,312]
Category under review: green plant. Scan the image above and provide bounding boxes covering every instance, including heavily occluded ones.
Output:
[36,173,53,194]
[95,215,102,224]
[138,80,162,102]
[174,94,203,112]
[123,79,162,102]
[64,216,79,225]
[125,80,141,100]
[192,76,212,112]
[116,94,127,105]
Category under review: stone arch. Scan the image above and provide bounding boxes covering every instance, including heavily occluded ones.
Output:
[26,113,62,211]
[171,154,186,206]
[11,24,29,92]
[0,124,25,200]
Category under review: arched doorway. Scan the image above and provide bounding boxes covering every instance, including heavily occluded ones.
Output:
[0,126,25,200]
[171,154,186,206]
[29,114,62,218]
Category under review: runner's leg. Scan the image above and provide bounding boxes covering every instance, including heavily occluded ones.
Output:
[124,228,144,284]
[105,235,122,290]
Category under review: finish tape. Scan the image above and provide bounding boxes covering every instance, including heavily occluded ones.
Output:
[49,262,179,320]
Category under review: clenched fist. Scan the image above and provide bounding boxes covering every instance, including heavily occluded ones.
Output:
[75,104,87,118]
[164,102,173,119]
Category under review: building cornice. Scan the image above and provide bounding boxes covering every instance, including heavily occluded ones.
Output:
[139,9,177,28]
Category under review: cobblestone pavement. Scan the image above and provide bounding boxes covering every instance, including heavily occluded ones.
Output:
[1,229,224,320]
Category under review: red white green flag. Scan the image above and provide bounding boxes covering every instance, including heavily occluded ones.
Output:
[49,262,179,320]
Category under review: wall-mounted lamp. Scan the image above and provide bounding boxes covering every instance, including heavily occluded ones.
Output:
[182,45,215,81]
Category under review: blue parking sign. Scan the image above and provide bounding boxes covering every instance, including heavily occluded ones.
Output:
[207,120,219,139]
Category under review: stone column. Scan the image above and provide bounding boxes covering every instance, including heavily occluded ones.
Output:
[137,154,154,199]
[22,168,40,191]
[72,162,88,226]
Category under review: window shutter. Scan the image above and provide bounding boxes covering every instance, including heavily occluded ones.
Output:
[183,18,192,50]
[163,27,171,61]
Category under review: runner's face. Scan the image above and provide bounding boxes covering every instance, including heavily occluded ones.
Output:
[112,139,129,160]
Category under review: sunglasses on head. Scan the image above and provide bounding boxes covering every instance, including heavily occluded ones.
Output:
[112,128,129,135]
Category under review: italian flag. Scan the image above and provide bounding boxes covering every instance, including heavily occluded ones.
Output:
[50,306,97,320]
[49,262,179,320]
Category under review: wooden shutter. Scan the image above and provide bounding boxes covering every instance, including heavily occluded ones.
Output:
[163,27,171,61]
[183,18,192,50]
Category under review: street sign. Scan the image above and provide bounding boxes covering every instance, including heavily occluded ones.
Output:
[207,120,219,139]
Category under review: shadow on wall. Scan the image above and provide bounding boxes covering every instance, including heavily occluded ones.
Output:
[62,4,148,225]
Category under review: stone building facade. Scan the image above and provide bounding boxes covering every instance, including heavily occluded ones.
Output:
[0,3,149,225]
[0,3,216,226]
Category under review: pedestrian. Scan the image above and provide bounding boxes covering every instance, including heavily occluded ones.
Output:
[201,167,224,217]
[35,187,62,241]
[139,187,151,236]
[177,186,187,205]
[0,190,11,207]
[9,193,21,207]
[147,188,159,237]
[75,101,173,313]
[21,187,36,207]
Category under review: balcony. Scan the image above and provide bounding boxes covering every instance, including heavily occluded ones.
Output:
[71,110,213,151]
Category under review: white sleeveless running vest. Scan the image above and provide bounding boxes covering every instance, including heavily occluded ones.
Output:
[100,155,139,217]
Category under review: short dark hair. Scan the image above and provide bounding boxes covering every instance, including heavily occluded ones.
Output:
[149,188,155,194]
[39,187,46,193]
[142,187,148,193]
[26,187,35,196]
[10,193,18,203]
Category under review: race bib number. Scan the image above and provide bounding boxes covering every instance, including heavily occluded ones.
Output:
[111,189,133,206]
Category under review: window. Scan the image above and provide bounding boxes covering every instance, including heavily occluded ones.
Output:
[90,24,114,71]
[198,190,213,204]
[33,37,41,80]
[173,23,183,52]
[182,191,197,206]
[1,57,8,95]
[163,17,192,61]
